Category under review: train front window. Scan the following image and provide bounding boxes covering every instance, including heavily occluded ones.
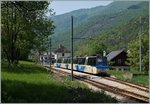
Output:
[87,58,96,66]
[97,57,103,65]
[103,56,107,65]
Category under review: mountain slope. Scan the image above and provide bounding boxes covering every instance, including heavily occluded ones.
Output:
[50,1,149,52]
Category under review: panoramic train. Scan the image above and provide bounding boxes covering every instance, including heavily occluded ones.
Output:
[54,54,109,75]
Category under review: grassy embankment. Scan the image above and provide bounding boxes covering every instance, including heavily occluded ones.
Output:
[108,69,149,86]
[2,61,117,103]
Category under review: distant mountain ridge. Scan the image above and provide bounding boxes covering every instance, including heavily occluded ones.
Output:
[50,1,149,52]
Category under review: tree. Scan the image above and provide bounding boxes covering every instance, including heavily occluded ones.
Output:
[91,40,107,55]
[32,18,55,57]
[127,31,149,73]
[1,1,55,65]
[75,44,94,56]
[75,38,107,56]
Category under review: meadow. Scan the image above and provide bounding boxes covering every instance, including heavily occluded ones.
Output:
[108,69,149,86]
[1,61,117,103]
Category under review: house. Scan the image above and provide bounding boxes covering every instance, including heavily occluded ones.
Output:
[54,44,71,60]
[39,44,70,64]
[107,48,129,68]
[39,52,55,64]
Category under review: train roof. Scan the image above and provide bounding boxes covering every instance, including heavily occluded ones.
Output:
[58,56,99,60]
[86,56,97,58]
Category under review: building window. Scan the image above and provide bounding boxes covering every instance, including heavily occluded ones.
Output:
[45,57,47,60]
[62,53,64,56]
[118,59,122,64]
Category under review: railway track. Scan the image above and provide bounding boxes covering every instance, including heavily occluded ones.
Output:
[48,66,149,93]
[44,66,149,103]
[56,66,149,93]
[77,77,149,103]
[103,77,149,93]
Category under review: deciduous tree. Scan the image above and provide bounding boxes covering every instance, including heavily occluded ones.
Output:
[127,31,149,73]
[1,1,55,65]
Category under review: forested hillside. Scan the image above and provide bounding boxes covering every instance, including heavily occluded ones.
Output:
[51,1,149,55]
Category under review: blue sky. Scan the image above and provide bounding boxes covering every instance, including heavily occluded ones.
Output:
[49,1,113,15]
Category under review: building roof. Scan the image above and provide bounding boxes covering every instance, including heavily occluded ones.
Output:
[54,44,70,53]
[107,48,127,61]
[42,52,55,55]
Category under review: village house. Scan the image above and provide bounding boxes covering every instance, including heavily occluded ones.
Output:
[39,44,70,64]
[39,52,55,64]
[54,44,71,60]
[106,48,129,70]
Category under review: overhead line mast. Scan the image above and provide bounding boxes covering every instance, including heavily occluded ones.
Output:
[71,16,74,81]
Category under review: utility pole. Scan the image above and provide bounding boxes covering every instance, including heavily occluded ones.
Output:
[49,37,52,72]
[70,16,93,81]
[139,16,142,72]
[71,16,73,81]
[119,36,121,50]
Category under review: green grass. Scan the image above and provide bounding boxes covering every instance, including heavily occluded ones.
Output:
[108,70,125,80]
[130,69,146,74]
[130,75,149,86]
[2,61,117,103]
[108,69,149,86]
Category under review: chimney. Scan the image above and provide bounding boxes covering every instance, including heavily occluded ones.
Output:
[103,50,106,56]
[59,44,62,48]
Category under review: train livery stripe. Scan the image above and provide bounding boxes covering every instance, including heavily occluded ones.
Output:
[56,63,61,68]
[75,64,79,70]
[65,64,69,69]
[95,66,109,69]
[78,66,86,71]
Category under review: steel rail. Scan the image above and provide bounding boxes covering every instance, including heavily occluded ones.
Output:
[48,65,149,92]
[44,66,149,103]
[103,77,149,92]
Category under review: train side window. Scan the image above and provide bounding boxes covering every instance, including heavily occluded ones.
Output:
[58,59,62,63]
[65,59,67,63]
[62,59,64,63]
[93,58,96,66]
[63,59,65,63]
[73,58,78,64]
[62,53,64,56]
[82,58,86,64]
[68,59,71,63]
[78,58,85,64]
[87,58,96,66]
[66,59,68,63]
[77,58,80,64]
